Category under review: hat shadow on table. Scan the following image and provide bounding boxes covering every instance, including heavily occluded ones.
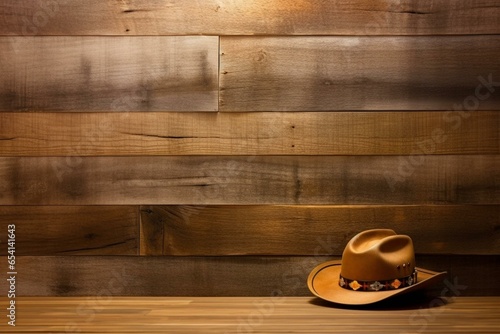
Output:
[308,289,451,311]
[307,229,448,310]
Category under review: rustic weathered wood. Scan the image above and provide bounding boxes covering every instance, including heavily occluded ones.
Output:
[0,156,498,205]
[140,205,500,256]
[0,206,139,255]
[1,297,499,333]
[1,111,498,156]
[1,255,497,296]
[220,36,500,111]
[0,36,218,111]
[1,0,500,36]
[140,206,165,256]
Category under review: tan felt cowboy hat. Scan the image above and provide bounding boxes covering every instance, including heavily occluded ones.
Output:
[307,229,447,305]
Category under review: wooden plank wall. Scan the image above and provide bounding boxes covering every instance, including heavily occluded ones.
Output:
[0,0,499,297]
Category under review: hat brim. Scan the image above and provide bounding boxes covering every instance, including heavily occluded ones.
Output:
[307,260,447,305]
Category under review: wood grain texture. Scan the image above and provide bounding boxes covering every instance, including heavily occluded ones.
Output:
[1,255,497,296]
[1,297,499,333]
[0,36,218,111]
[0,206,139,255]
[140,206,165,256]
[1,155,498,205]
[220,36,500,111]
[1,0,500,35]
[0,111,498,156]
[140,205,500,256]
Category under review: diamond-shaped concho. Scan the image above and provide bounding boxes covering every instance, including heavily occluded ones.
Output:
[339,277,346,287]
[349,280,361,290]
[391,279,402,289]
[369,281,384,291]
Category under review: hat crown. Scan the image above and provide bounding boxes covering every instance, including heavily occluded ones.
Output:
[340,229,415,281]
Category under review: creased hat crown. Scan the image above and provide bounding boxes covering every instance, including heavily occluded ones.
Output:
[340,229,416,281]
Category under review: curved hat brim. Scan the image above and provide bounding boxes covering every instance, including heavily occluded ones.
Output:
[307,260,447,305]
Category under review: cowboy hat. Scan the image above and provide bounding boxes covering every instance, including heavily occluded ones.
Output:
[307,229,447,305]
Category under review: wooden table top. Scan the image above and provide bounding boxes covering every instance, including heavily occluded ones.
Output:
[1,296,498,333]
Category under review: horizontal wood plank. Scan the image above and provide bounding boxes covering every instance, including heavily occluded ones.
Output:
[220,36,500,111]
[0,156,497,205]
[1,297,500,333]
[0,111,498,156]
[1,1,500,35]
[140,205,500,256]
[1,255,497,296]
[0,206,139,255]
[0,36,218,111]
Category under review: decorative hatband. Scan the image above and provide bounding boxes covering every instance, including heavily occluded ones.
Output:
[339,270,417,291]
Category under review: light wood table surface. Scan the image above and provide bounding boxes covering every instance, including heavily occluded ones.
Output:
[1,296,498,333]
